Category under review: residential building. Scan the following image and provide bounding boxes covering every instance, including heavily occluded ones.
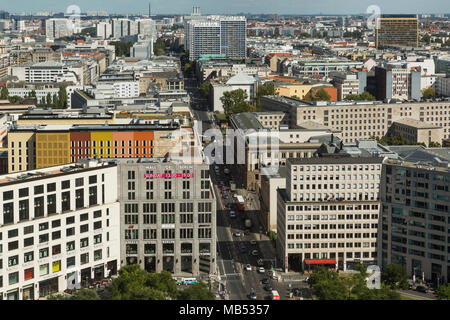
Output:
[46,19,74,39]
[388,119,444,146]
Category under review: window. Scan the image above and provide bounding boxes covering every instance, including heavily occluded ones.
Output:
[66,241,75,252]
[93,210,102,219]
[66,216,75,225]
[80,224,89,233]
[67,256,75,268]
[8,241,18,251]
[39,264,49,276]
[24,225,33,235]
[61,180,70,189]
[66,227,75,237]
[39,222,49,231]
[24,237,34,247]
[80,238,89,248]
[47,183,56,192]
[8,255,18,267]
[89,175,97,184]
[94,249,102,261]
[80,253,89,265]
[94,221,102,230]
[39,248,49,259]
[19,188,29,198]
[51,220,61,228]
[94,234,102,244]
[8,229,18,239]
[9,272,19,285]
[52,231,61,240]
[80,213,89,222]
[39,234,49,243]
[24,251,34,263]
[52,245,61,255]
[24,267,34,280]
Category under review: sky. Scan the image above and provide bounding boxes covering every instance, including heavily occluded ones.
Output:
[3,0,450,15]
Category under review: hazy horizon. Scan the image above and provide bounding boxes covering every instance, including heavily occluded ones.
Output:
[2,0,450,16]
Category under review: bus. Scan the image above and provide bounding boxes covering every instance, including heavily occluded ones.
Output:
[181,278,198,285]
[236,195,245,211]
[271,290,280,300]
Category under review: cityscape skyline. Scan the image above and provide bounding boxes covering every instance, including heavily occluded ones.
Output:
[2,0,450,15]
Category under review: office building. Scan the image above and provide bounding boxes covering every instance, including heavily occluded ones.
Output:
[0,160,121,300]
[380,147,450,285]
[117,158,216,275]
[260,96,450,144]
[277,155,382,272]
[375,15,419,49]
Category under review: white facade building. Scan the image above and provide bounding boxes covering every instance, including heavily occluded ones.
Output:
[0,161,120,300]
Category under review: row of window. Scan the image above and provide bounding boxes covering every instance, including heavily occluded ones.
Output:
[124,213,212,225]
[0,250,107,288]
[124,228,212,240]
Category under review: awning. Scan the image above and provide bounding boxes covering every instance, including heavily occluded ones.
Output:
[304,259,337,265]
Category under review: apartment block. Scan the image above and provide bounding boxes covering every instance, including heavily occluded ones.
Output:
[117,159,216,276]
[0,161,120,300]
[277,156,382,272]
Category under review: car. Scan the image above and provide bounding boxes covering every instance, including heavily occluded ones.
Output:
[240,246,247,253]
[264,284,273,291]
[261,278,270,285]
[245,264,252,271]
[258,267,265,274]
[223,194,229,200]
[250,240,257,245]
[230,211,236,218]
[251,250,259,256]
[234,231,242,237]
[416,286,429,293]
[249,292,257,300]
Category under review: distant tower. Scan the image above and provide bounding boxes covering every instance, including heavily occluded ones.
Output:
[149,2,151,16]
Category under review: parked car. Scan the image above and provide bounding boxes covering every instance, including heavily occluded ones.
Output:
[240,246,247,253]
[261,278,270,285]
[251,250,259,256]
[245,264,252,271]
[230,211,236,218]
[234,231,242,237]
[258,267,265,274]
[249,292,257,300]
[264,284,273,291]
[416,286,429,293]
[250,240,257,245]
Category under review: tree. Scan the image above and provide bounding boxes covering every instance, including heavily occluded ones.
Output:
[437,284,450,300]
[313,88,331,101]
[47,289,99,300]
[8,96,23,104]
[178,282,215,300]
[422,87,436,100]
[344,91,376,101]
[421,34,431,44]
[0,86,8,99]
[199,81,210,99]
[110,264,176,300]
[46,93,52,106]
[153,38,166,56]
[30,90,36,98]
[58,85,68,108]
[80,27,97,37]
[428,141,441,148]
[256,82,277,109]
[52,94,59,107]
[381,264,409,290]
[220,89,250,115]
[110,41,133,57]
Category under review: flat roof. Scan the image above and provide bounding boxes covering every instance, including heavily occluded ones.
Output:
[288,156,384,165]
[393,118,441,129]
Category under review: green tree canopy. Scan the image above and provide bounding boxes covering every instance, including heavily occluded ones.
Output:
[110,41,133,57]
[305,88,331,102]
[0,86,9,99]
[220,89,254,115]
[381,264,409,290]
[154,38,166,56]
[58,85,68,108]
[344,91,376,101]
[178,282,215,300]
[422,87,436,100]
[47,289,99,300]
[437,284,450,300]
[256,82,277,109]
[199,81,211,99]
[110,264,177,300]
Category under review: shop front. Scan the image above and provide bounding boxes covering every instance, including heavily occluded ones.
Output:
[22,284,34,300]
[80,267,92,287]
[107,260,117,277]
[39,277,59,298]
[6,288,19,300]
[94,264,105,281]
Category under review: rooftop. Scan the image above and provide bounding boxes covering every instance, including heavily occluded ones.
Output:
[393,118,442,129]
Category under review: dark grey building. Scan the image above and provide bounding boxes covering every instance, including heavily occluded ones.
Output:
[117,158,216,276]
[380,146,450,286]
